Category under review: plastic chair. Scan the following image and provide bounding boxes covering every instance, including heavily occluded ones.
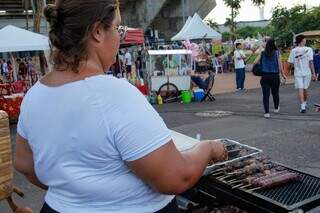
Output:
[201,75,216,102]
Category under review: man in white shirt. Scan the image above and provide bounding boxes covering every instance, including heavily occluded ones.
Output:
[2,59,8,75]
[234,43,246,90]
[288,35,316,113]
[124,48,132,79]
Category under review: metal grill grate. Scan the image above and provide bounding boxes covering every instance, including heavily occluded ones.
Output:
[199,163,320,212]
[256,172,320,206]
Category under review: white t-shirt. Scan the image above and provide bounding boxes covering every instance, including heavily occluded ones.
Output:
[125,52,132,66]
[2,62,8,74]
[17,75,173,213]
[234,49,245,69]
[288,46,313,77]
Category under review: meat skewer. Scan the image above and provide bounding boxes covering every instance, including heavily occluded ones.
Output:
[247,186,263,192]
[228,168,286,184]
[233,171,300,189]
[228,163,276,176]
[252,172,300,188]
[217,156,271,173]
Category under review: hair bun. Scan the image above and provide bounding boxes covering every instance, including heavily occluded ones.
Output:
[44,4,58,27]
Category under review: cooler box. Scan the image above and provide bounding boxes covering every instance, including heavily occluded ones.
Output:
[194,89,205,102]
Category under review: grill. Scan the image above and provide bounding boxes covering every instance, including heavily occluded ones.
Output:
[196,163,320,212]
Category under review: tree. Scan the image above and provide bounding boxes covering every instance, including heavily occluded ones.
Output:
[236,26,268,39]
[205,19,219,31]
[31,0,44,33]
[224,17,234,41]
[222,32,230,42]
[223,0,265,42]
[31,0,46,75]
[269,5,320,48]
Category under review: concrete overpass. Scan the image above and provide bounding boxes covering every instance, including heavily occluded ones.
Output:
[0,0,217,39]
[120,0,217,39]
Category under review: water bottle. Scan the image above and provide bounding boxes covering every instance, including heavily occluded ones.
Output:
[157,95,163,105]
[196,133,201,141]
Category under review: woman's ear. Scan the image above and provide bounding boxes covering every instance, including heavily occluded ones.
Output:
[91,23,105,43]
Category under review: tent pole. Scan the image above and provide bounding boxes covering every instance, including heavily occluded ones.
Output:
[9,53,17,82]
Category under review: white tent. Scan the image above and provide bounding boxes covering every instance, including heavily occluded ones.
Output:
[0,25,50,53]
[171,13,222,41]
[171,16,192,41]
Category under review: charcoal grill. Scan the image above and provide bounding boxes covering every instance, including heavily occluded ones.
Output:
[197,163,320,212]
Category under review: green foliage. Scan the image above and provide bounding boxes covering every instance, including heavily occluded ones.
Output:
[246,53,259,64]
[223,0,265,41]
[236,26,265,39]
[222,32,231,42]
[206,19,219,31]
[269,5,320,48]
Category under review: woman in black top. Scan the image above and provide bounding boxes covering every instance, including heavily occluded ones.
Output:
[255,39,286,118]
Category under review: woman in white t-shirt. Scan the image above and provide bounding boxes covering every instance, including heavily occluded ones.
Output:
[14,1,227,213]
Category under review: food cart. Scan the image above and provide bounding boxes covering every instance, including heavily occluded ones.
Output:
[146,49,193,102]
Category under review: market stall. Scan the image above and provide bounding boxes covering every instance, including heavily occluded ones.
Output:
[146,49,192,102]
[296,30,320,40]
[120,27,144,48]
[0,25,50,120]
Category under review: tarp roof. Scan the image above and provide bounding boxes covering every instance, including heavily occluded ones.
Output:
[148,49,192,55]
[297,30,320,40]
[0,25,50,53]
[171,16,192,41]
[121,28,144,48]
[171,13,222,41]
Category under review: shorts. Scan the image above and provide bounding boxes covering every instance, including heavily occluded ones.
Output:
[295,75,311,89]
[191,76,207,89]
[126,65,132,73]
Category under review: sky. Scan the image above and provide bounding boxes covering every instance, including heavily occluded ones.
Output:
[206,0,320,24]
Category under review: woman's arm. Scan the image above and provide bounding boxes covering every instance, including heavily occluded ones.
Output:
[14,134,48,190]
[127,139,226,195]
[278,52,286,79]
[253,53,261,65]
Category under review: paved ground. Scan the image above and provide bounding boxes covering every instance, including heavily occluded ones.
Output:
[212,72,294,94]
[1,77,320,212]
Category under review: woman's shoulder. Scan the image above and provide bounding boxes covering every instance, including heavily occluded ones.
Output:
[85,75,141,98]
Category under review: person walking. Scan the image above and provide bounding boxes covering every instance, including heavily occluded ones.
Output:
[288,35,317,113]
[124,48,132,79]
[234,43,246,90]
[313,49,320,81]
[255,39,286,118]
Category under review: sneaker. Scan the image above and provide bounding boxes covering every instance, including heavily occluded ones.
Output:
[300,109,306,113]
[264,113,270,118]
[274,107,280,113]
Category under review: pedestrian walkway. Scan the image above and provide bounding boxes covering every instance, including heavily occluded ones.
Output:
[213,72,294,94]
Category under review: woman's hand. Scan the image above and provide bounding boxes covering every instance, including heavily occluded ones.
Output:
[207,140,228,162]
[281,75,287,85]
[312,73,317,81]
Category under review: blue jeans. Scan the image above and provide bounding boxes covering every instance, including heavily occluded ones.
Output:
[236,68,246,89]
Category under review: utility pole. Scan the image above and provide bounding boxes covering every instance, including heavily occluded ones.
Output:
[182,0,185,24]
[25,0,29,30]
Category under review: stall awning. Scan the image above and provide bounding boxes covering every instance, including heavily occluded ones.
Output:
[0,25,50,52]
[297,30,320,40]
[121,28,144,47]
[148,49,192,55]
